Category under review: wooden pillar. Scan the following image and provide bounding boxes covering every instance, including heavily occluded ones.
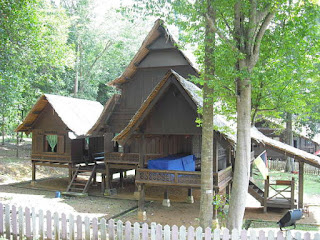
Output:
[298,161,304,208]
[186,188,194,204]
[263,176,270,213]
[291,177,295,209]
[120,171,124,188]
[162,188,170,207]
[68,164,73,182]
[137,184,146,220]
[31,161,36,184]
[101,174,106,193]
[213,134,219,173]
[212,189,218,220]
[104,164,112,196]
[139,134,145,168]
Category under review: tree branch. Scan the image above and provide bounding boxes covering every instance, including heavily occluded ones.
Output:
[217,10,232,34]
[247,0,257,55]
[205,13,239,53]
[252,12,275,64]
[84,41,112,78]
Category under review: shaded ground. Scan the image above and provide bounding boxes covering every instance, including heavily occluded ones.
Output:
[1,141,320,229]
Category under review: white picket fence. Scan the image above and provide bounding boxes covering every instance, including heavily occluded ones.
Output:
[0,202,319,240]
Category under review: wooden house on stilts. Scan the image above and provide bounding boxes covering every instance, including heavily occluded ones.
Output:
[89,19,320,218]
[16,19,320,219]
[16,94,104,185]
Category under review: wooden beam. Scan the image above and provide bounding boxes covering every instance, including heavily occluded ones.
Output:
[137,184,146,220]
[298,161,304,208]
[213,133,219,173]
[139,135,145,168]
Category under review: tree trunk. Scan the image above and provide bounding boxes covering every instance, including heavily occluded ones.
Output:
[74,41,80,96]
[285,112,295,172]
[1,114,5,145]
[227,69,252,230]
[199,0,215,229]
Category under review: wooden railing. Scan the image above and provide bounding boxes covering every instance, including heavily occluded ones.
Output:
[136,166,233,189]
[31,154,71,163]
[105,153,164,165]
[136,169,201,187]
[217,166,233,189]
[105,153,140,165]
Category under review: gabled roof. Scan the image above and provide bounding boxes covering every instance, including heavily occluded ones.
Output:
[87,94,120,136]
[108,19,198,87]
[256,118,320,145]
[114,70,320,168]
[16,94,104,137]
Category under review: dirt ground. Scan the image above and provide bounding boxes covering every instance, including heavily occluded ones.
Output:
[1,141,320,229]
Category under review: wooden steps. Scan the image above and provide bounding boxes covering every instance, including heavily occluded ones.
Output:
[62,164,98,196]
[248,180,264,204]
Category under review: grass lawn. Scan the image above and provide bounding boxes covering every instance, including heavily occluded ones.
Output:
[252,168,320,196]
[248,220,320,231]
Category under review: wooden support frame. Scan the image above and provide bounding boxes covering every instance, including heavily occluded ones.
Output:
[299,161,304,208]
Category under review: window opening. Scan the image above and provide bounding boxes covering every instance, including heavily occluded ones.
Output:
[46,135,58,152]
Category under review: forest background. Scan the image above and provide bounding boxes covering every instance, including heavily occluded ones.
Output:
[0,0,158,142]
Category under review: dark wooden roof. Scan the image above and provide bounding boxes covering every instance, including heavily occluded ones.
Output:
[108,19,198,87]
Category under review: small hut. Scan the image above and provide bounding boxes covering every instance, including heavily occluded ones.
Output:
[16,94,104,182]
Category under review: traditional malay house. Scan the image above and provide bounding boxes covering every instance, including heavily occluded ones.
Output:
[255,119,320,159]
[87,19,320,218]
[16,94,104,186]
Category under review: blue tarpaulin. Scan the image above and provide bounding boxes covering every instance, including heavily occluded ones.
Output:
[148,154,196,171]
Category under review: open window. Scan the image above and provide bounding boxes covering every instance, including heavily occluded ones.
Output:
[44,134,65,153]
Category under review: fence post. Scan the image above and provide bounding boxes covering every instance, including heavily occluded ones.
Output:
[172,225,179,240]
[314,233,320,240]
[12,205,17,240]
[213,228,220,240]
[156,224,162,240]
[25,207,32,240]
[151,222,156,240]
[125,221,131,240]
[222,229,229,240]
[61,213,67,240]
[240,230,247,240]
[204,228,211,240]
[109,219,115,240]
[38,209,44,240]
[19,206,24,240]
[232,229,239,240]
[267,230,275,240]
[303,232,311,240]
[259,230,265,240]
[117,220,123,240]
[84,216,90,240]
[195,227,202,240]
[32,207,37,240]
[285,230,292,240]
[187,226,194,240]
[5,204,10,240]
[0,203,3,236]
[277,231,284,240]
[164,225,170,240]
[142,223,148,240]
[46,210,52,240]
[180,226,187,240]
[69,214,75,240]
[133,222,140,240]
[99,218,106,240]
[92,218,98,240]
[54,212,59,240]
[76,215,82,240]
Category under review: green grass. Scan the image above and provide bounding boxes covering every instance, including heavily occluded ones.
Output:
[252,168,320,195]
[249,220,320,231]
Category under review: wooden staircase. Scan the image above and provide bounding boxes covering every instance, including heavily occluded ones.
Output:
[248,177,296,212]
[63,164,98,197]
[248,180,264,204]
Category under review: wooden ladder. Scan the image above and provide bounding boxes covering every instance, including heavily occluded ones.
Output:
[248,180,265,204]
[63,164,98,197]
